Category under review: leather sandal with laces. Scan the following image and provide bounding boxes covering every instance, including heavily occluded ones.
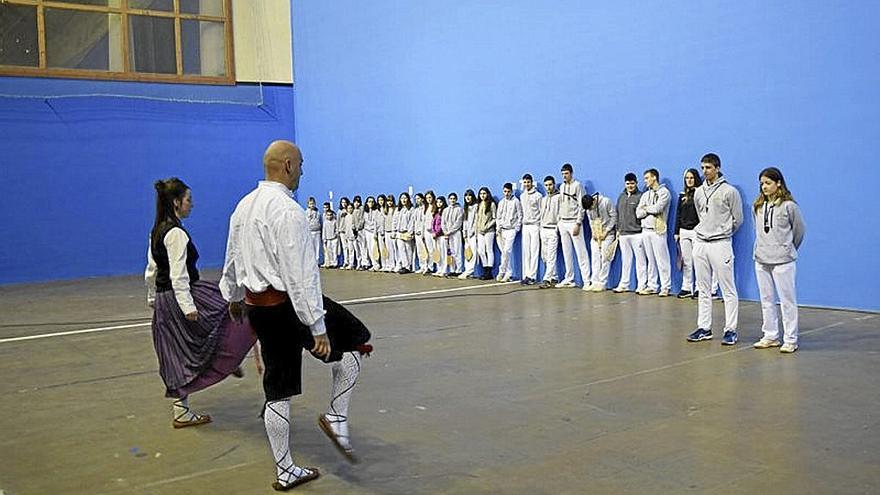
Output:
[318,414,357,463]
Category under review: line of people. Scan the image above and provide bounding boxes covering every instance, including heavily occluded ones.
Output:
[307,154,806,352]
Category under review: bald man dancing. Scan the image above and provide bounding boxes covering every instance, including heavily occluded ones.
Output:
[220,140,371,491]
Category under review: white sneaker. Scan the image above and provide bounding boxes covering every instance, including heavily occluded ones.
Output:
[780,343,798,353]
[500,274,512,282]
[582,284,593,292]
[658,289,670,297]
[592,285,607,292]
[556,281,576,288]
[637,288,657,296]
[612,286,628,293]
[457,273,469,280]
[753,338,782,349]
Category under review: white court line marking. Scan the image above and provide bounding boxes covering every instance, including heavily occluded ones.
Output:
[518,319,849,402]
[0,281,519,344]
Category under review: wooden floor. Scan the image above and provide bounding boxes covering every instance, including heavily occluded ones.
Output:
[0,269,877,494]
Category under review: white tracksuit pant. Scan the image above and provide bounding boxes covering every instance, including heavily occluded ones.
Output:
[421,231,436,273]
[679,228,696,292]
[355,233,369,268]
[590,233,616,288]
[755,260,799,344]
[693,238,738,331]
[615,233,647,291]
[477,231,496,274]
[681,228,719,294]
[497,228,517,279]
[461,234,478,276]
[366,231,381,269]
[323,238,339,267]
[558,220,591,285]
[382,233,397,271]
[521,224,540,280]
[342,238,356,268]
[540,226,559,282]
[439,231,463,274]
[641,229,671,292]
[310,231,322,264]
[396,236,413,270]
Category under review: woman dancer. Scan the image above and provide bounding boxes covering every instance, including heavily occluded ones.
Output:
[145,178,256,428]
[475,187,497,280]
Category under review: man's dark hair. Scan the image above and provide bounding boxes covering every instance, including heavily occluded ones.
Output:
[701,153,721,168]
[543,175,555,183]
[522,173,533,181]
[503,182,513,191]
[561,163,573,173]
[644,168,659,179]
[624,172,637,182]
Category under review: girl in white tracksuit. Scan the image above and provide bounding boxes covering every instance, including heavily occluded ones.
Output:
[382,194,398,272]
[421,191,438,275]
[751,167,806,354]
[458,189,479,279]
[364,196,383,272]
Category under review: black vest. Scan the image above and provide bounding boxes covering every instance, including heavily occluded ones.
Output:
[151,221,200,292]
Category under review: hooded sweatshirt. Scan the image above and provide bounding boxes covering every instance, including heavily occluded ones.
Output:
[694,177,743,241]
[753,200,805,264]
[616,189,643,235]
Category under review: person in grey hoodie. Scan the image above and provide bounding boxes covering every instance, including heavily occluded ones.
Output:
[751,167,806,354]
[636,168,673,296]
[613,173,648,293]
[686,153,744,346]
[306,197,322,264]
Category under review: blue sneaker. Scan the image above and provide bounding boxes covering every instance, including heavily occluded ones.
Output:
[686,328,712,342]
[721,330,738,345]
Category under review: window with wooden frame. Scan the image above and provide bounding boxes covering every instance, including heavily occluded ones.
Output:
[0,0,234,84]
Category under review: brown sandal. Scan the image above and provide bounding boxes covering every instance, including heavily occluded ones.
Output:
[318,415,357,463]
[272,467,320,491]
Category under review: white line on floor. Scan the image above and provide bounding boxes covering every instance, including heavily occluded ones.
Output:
[0,281,519,344]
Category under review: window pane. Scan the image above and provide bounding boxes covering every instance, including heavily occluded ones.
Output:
[128,15,176,74]
[0,4,39,67]
[45,9,123,71]
[180,0,224,16]
[128,0,173,11]
[49,0,121,7]
[181,19,225,76]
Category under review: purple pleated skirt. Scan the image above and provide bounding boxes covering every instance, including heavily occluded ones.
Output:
[151,280,257,398]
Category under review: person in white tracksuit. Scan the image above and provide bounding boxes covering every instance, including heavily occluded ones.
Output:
[394,192,416,274]
[582,192,617,291]
[364,196,383,272]
[686,153,744,346]
[539,176,561,288]
[496,183,522,282]
[306,197,322,264]
[557,163,591,289]
[441,192,464,276]
[352,196,369,270]
[321,203,339,268]
[475,187,497,280]
[519,174,543,285]
[751,167,806,354]
[420,191,438,275]
[381,194,398,272]
[635,168,672,296]
[458,189,479,279]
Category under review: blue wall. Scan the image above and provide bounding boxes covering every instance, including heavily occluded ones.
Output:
[0,78,295,283]
[291,0,880,311]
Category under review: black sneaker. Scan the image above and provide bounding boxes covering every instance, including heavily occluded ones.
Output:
[686,328,713,342]
[677,290,692,299]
